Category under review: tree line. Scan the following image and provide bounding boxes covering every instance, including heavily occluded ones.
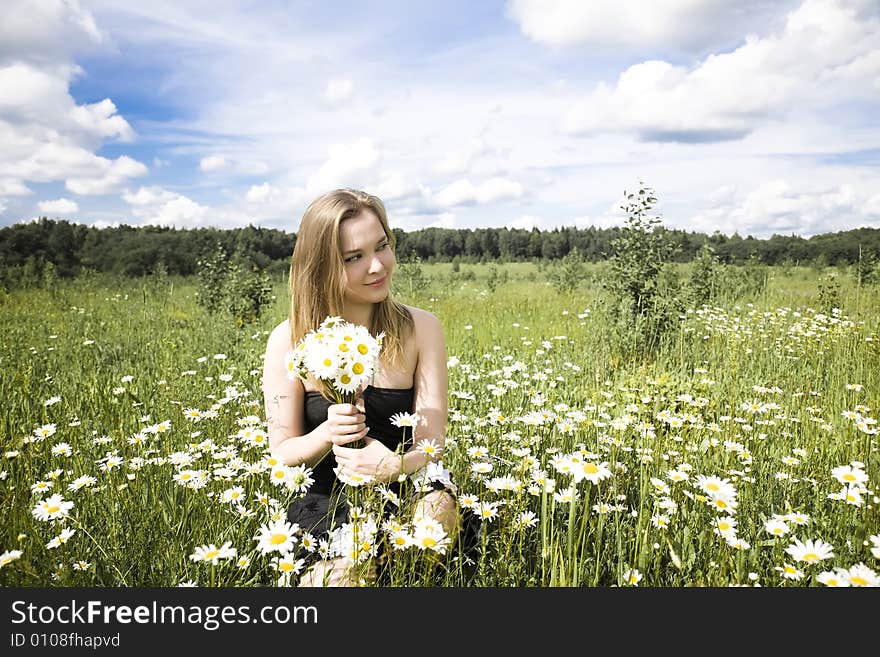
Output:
[1,216,878,279]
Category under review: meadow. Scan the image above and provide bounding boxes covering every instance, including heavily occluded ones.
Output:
[1,261,878,587]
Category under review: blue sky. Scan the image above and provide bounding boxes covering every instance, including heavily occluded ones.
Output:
[1,0,878,237]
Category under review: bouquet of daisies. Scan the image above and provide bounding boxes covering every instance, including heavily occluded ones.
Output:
[285,316,383,449]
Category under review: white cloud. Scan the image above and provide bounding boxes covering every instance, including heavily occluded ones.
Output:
[199,154,226,172]
[506,0,803,52]
[306,138,380,192]
[689,179,880,237]
[436,137,490,175]
[562,0,880,142]
[0,179,31,196]
[0,5,143,216]
[0,0,105,62]
[37,198,79,215]
[66,155,148,194]
[123,185,209,227]
[123,186,179,206]
[325,78,354,103]
[432,177,524,208]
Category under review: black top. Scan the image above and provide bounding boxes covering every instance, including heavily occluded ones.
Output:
[303,385,415,496]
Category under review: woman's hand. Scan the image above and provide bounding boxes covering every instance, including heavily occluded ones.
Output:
[322,401,369,447]
[332,437,401,484]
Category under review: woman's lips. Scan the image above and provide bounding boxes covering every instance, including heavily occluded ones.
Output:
[367,276,386,287]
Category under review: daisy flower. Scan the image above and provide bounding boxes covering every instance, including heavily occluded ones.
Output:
[46,528,76,549]
[189,541,237,564]
[831,464,869,486]
[816,568,851,587]
[388,528,413,550]
[285,464,315,494]
[775,563,804,581]
[30,480,53,494]
[694,474,736,499]
[411,517,450,554]
[785,538,834,564]
[713,516,737,538]
[390,412,420,428]
[651,514,670,530]
[68,475,97,491]
[416,438,443,459]
[254,519,300,555]
[516,510,539,529]
[272,555,306,586]
[764,519,789,537]
[623,568,642,586]
[32,494,74,522]
[573,461,613,485]
[845,563,879,587]
[0,550,23,568]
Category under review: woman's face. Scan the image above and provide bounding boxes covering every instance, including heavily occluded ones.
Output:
[338,209,395,307]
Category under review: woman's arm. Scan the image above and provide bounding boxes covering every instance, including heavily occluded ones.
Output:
[399,307,448,474]
[262,321,333,468]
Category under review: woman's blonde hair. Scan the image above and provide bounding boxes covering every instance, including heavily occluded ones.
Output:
[288,188,413,382]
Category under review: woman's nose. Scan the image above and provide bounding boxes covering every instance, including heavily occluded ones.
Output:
[369,254,384,273]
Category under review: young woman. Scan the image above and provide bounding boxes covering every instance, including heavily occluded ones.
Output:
[261,188,458,586]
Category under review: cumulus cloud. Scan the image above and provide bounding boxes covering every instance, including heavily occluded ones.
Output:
[0,0,105,63]
[37,198,78,215]
[561,0,880,142]
[123,185,210,227]
[306,138,380,192]
[431,177,524,208]
[689,179,880,237]
[0,3,145,218]
[506,0,804,53]
[199,154,226,172]
[66,155,148,195]
[325,78,354,103]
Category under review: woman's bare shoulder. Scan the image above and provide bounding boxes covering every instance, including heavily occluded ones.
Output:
[402,305,443,339]
[402,304,441,328]
[266,319,292,350]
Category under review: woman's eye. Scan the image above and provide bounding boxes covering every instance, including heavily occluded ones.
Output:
[377,242,388,251]
[345,254,361,263]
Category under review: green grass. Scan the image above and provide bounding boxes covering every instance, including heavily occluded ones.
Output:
[1,264,878,587]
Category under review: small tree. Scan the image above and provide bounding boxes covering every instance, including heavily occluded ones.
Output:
[550,247,585,294]
[225,254,274,327]
[854,245,878,287]
[606,182,676,316]
[687,243,721,306]
[394,254,430,299]
[196,242,230,315]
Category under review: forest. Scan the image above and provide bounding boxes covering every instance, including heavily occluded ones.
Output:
[1,216,878,279]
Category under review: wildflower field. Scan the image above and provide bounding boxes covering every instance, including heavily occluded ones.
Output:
[1,262,878,587]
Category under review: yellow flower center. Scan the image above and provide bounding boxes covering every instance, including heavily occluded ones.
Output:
[270,534,288,545]
[204,550,220,560]
[843,473,856,482]
[803,553,818,563]
[279,562,294,571]
[352,362,364,375]
[47,506,60,514]
[358,344,368,354]
[583,463,599,474]
[340,374,351,385]
[850,576,867,586]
